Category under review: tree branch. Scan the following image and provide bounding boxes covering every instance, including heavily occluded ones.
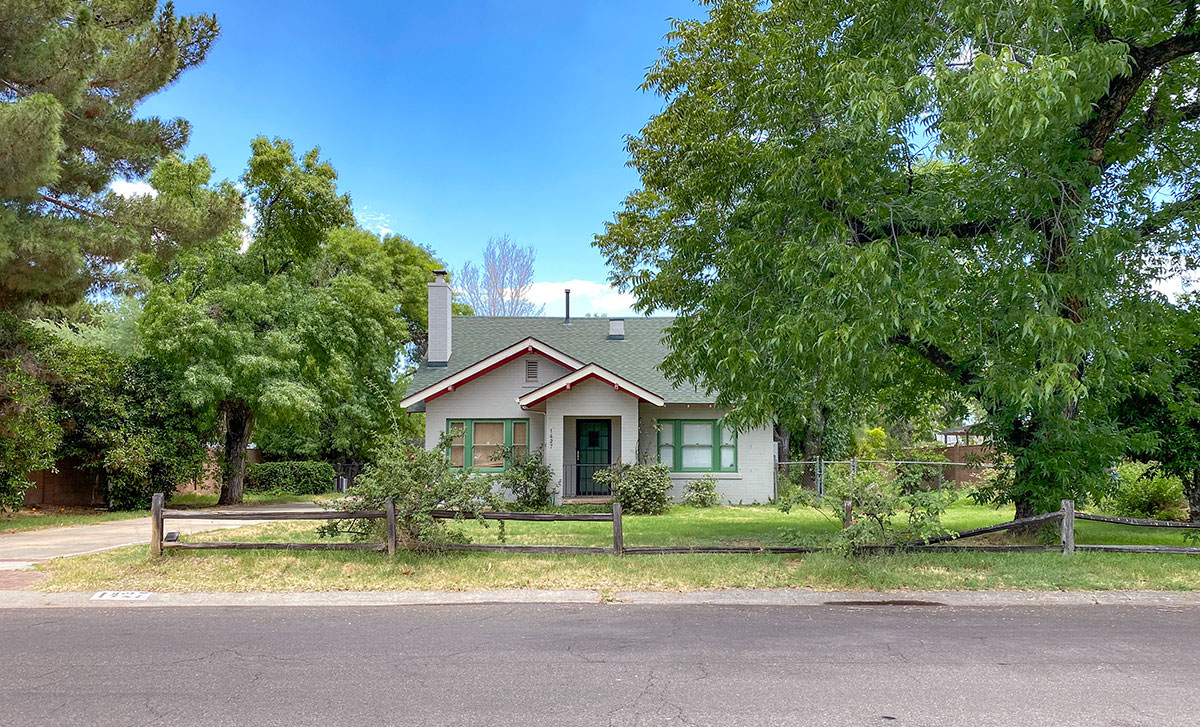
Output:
[1081,32,1200,164]
[889,333,981,387]
[1138,192,1200,239]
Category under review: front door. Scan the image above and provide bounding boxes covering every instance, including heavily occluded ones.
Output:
[575,419,612,496]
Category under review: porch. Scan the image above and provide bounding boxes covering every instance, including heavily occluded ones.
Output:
[517,363,665,503]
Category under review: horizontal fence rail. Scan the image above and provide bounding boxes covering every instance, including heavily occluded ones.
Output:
[150,493,624,557]
[1075,512,1200,529]
[149,493,1200,560]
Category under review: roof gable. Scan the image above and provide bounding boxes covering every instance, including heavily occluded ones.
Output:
[399,338,584,408]
[516,363,666,408]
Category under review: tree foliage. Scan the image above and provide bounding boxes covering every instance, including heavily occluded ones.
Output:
[0,0,240,315]
[0,316,59,511]
[49,341,208,510]
[597,0,1200,518]
[139,138,367,504]
[251,227,447,463]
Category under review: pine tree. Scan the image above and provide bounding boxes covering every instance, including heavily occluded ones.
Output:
[0,0,240,315]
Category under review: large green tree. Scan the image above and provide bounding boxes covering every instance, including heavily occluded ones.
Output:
[1,0,239,314]
[140,138,417,504]
[596,0,1200,518]
[252,227,445,464]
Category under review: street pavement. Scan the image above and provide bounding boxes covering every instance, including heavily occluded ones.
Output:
[0,503,324,569]
[1,602,1196,726]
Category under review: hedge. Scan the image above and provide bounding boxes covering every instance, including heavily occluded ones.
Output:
[244,461,336,495]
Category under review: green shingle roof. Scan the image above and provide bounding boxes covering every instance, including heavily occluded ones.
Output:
[404,316,714,408]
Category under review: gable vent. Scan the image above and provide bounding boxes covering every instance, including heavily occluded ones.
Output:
[524,359,539,383]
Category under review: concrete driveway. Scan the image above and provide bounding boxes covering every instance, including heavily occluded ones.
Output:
[0,503,324,570]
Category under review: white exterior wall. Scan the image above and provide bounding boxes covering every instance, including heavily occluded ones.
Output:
[638,404,776,504]
[422,356,571,452]
[545,378,639,501]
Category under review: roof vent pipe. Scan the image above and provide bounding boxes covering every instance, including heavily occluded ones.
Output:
[564,288,571,324]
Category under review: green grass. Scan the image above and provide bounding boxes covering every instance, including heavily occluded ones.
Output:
[34,501,1200,593]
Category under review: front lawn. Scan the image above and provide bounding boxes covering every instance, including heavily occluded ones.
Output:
[35,502,1200,593]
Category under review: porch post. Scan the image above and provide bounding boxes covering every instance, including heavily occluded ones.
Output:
[544,409,565,504]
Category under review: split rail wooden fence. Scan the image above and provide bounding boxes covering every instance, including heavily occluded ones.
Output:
[149,493,1200,557]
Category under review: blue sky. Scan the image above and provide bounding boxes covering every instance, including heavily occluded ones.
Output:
[130,0,703,316]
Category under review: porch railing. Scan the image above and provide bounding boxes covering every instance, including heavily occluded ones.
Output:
[573,463,613,497]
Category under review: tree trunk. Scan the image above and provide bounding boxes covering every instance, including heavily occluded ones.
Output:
[774,423,791,477]
[1187,470,1200,523]
[218,401,256,506]
[800,402,827,490]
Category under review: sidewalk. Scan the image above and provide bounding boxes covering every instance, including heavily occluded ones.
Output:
[0,502,325,570]
[2,587,1200,609]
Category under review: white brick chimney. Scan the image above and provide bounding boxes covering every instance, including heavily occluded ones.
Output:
[427,270,452,365]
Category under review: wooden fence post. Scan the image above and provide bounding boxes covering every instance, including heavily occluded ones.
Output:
[150,492,164,557]
[612,499,623,556]
[1060,499,1075,556]
[385,497,397,556]
[842,499,853,528]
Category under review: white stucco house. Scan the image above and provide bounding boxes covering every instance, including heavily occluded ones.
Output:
[399,272,777,504]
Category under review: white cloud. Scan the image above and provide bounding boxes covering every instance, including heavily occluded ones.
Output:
[108,179,157,199]
[357,206,394,237]
[527,279,639,317]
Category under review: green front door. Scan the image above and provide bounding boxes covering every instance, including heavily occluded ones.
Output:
[575,419,611,496]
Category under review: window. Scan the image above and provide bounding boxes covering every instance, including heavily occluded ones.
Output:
[446,419,531,470]
[656,419,737,472]
[524,359,539,384]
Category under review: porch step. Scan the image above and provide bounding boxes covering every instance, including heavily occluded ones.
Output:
[562,496,614,505]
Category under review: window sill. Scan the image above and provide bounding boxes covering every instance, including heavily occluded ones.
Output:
[668,471,740,479]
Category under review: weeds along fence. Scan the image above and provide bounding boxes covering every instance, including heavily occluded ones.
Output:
[149,494,1200,558]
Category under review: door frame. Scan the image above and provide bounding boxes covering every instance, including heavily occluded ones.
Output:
[575,418,612,496]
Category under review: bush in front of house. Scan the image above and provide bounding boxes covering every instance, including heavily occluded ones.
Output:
[319,432,504,545]
[683,474,720,508]
[494,445,554,510]
[245,461,336,496]
[596,463,672,515]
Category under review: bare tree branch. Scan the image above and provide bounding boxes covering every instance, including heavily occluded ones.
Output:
[457,235,545,316]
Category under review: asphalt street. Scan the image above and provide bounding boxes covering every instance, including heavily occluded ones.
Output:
[1,602,1195,726]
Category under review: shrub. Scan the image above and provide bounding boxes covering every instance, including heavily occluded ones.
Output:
[683,474,720,508]
[596,463,672,515]
[494,445,554,510]
[1102,461,1187,521]
[319,432,503,544]
[245,461,336,496]
[781,466,957,556]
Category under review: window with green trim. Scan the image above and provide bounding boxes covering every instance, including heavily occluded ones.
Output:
[446,419,529,470]
[656,419,736,472]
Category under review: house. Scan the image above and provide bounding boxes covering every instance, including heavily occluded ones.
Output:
[400,272,777,504]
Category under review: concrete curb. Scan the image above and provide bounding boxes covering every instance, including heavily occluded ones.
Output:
[4,588,1200,609]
